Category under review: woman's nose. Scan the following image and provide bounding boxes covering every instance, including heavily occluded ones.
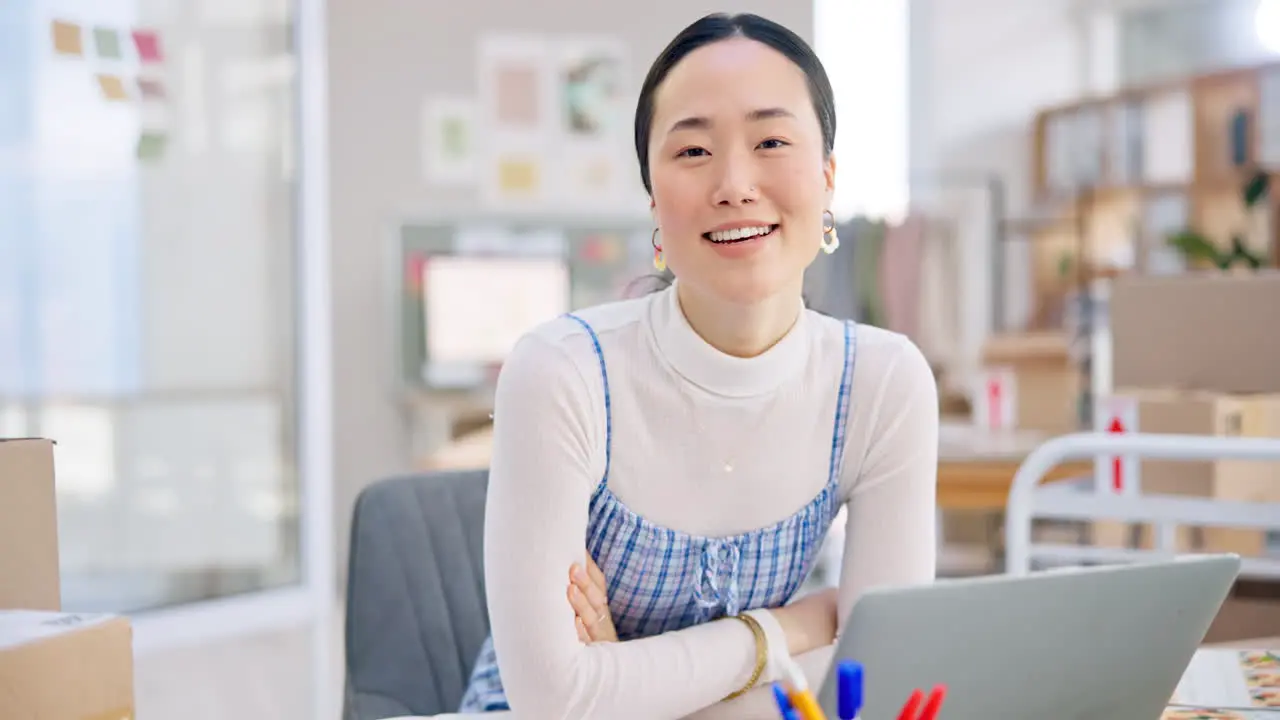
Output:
[710,153,758,206]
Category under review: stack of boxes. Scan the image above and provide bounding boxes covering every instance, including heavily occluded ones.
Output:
[0,438,136,719]
[1092,391,1280,553]
[1101,272,1280,557]
[976,272,1280,642]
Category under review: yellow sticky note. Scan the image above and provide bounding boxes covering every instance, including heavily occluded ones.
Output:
[96,74,128,101]
[498,159,538,193]
[51,20,83,56]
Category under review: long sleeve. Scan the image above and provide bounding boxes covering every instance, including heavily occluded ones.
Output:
[680,645,834,720]
[835,337,939,629]
[483,332,789,720]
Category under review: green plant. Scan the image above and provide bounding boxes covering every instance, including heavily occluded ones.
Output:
[1167,229,1264,270]
[1166,170,1269,270]
[1243,170,1270,208]
[1167,229,1225,268]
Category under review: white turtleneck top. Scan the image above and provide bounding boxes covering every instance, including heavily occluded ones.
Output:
[478,284,939,719]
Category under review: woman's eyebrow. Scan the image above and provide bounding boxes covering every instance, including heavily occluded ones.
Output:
[666,107,795,134]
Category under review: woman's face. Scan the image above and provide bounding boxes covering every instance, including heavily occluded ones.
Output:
[647,37,835,305]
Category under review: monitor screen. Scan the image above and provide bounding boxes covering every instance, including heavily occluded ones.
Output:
[421,256,571,384]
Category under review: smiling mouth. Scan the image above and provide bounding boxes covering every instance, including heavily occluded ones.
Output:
[702,224,779,244]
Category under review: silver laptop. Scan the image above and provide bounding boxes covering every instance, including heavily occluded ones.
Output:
[817,555,1240,720]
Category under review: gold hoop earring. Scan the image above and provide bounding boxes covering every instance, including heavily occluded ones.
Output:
[820,210,840,255]
[651,227,666,271]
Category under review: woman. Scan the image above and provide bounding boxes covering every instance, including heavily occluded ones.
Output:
[458,12,938,719]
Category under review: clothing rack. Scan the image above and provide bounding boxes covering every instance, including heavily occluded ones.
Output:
[1005,432,1280,579]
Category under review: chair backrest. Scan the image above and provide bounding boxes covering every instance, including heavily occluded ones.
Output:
[343,469,490,720]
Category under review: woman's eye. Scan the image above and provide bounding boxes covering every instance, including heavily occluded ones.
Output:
[677,147,709,158]
[758,138,789,150]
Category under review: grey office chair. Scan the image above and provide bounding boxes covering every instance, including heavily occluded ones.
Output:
[343,470,491,720]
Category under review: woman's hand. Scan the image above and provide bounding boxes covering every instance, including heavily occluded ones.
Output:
[568,555,617,643]
[769,587,839,656]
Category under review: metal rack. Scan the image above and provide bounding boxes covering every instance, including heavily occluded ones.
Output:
[1005,432,1280,579]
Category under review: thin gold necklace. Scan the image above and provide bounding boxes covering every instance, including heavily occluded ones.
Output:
[671,380,785,474]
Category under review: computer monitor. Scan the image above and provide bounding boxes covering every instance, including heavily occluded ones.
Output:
[420,255,571,387]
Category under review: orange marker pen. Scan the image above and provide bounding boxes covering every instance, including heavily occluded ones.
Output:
[781,656,828,720]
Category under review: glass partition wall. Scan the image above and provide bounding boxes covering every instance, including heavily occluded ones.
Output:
[0,0,332,702]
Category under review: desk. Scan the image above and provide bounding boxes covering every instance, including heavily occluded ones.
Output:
[1208,637,1280,649]
[420,426,493,472]
[1165,643,1280,717]
[937,421,1090,511]
[421,421,1091,512]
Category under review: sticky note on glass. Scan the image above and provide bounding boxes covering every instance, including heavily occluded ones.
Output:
[136,132,167,161]
[498,158,539,193]
[93,27,122,59]
[51,20,83,56]
[96,74,129,101]
[132,29,163,63]
[137,78,166,99]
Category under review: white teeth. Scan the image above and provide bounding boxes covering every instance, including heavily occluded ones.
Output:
[707,225,773,243]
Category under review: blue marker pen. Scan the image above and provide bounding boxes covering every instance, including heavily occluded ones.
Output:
[772,682,799,720]
[837,660,864,720]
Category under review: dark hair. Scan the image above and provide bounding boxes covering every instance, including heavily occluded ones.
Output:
[633,13,837,196]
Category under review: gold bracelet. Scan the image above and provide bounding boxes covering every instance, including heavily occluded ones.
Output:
[722,612,768,701]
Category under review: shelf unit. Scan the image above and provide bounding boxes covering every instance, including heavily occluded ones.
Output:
[1026,60,1280,323]
[982,62,1280,436]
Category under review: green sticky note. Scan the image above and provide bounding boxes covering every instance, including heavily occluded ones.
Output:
[93,27,121,59]
[136,132,166,161]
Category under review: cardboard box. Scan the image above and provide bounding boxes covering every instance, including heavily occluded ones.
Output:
[1203,580,1280,646]
[0,438,61,610]
[1093,391,1280,554]
[1111,271,1280,395]
[0,611,135,719]
[981,331,1081,434]
[0,438,136,720]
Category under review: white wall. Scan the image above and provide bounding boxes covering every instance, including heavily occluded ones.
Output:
[909,0,1088,385]
[1120,0,1280,86]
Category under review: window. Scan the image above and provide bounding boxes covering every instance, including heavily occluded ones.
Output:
[815,0,909,221]
[1259,0,1280,53]
[0,0,302,613]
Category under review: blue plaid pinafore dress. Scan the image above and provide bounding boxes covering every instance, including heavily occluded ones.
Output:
[458,315,858,713]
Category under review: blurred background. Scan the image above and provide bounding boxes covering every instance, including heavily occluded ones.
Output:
[1,0,1278,717]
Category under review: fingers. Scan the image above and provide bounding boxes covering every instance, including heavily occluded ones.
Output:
[572,564,609,611]
[568,558,619,644]
[567,579,597,626]
[585,554,606,588]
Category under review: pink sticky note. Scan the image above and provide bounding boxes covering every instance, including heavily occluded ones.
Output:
[132,29,163,62]
[137,77,166,99]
